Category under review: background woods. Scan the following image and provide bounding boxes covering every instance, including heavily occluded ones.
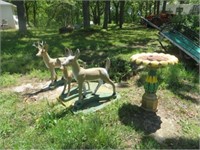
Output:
[10,0,199,32]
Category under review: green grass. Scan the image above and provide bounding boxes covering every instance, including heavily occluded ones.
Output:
[1,24,199,149]
[0,72,21,87]
[27,69,52,80]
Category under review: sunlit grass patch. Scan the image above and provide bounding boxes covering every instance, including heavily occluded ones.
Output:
[158,63,199,93]
[0,72,21,87]
[27,69,50,80]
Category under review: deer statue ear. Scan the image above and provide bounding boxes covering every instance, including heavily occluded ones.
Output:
[75,49,80,59]
[44,42,48,51]
[65,48,73,56]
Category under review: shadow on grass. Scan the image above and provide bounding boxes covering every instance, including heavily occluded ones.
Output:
[167,83,200,104]
[1,25,156,75]
[138,136,199,149]
[164,137,199,149]
[118,103,162,134]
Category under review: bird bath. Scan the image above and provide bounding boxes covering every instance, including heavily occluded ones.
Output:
[131,53,178,112]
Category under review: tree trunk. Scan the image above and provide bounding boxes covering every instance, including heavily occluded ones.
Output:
[97,1,101,25]
[119,1,125,29]
[93,8,97,25]
[113,1,119,25]
[162,0,167,12]
[138,1,144,16]
[82,1,90,29]
[154,0,156,15]
[108,2,111,23]
[13,0,27,33]
[103,1,110,29]
[90,2,97,24]
[156,0,160,15]
[149,1,152,15]
[145,0,148,17]
[33,0,37,27]
[24,2,29,26]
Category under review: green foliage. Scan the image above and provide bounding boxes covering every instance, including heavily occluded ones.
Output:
[48,115,120,149]
[171,14,199,32]
[134,136,161,149]
[28,69,50,80]
[35,111,58,130]
[158,63,199,93]
[0,92,23,139]
[109,57,132,82]
[0,73,20,87]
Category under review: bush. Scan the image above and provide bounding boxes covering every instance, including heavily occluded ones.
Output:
[109,57,132,82]
[171,14,199,32]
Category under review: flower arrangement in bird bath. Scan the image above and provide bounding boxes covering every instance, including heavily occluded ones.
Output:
[131,53,178,112]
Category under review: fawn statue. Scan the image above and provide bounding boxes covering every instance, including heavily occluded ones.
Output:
[61,49,116,103]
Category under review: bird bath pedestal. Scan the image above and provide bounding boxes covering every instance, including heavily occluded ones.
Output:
[131,53,178,112]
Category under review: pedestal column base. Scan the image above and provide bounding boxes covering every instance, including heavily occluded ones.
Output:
[141,92,158,112]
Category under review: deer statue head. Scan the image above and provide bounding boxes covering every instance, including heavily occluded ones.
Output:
[33,41,48,57]
[62,49,80,66]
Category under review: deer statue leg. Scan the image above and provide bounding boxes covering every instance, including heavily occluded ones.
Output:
[61,80,67,95]
[49,67,57,85]
[93,79,103,95]
[103,77,116,96]
[86,81,90,91]
[78,81,84,101]
[49,68,55,84]
[53,69,57,82]
[66,79,71,97]
[83,82,87,98]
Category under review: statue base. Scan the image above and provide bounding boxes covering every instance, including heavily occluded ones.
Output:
[141,92,158,112]
[57,82,120,114]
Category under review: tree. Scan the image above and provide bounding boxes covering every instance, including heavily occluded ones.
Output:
[119,1,125,29]
[90,1,103,25]
[82,1,90,29]
[149,0,153,15]
[33,0,37,27]
[153,0,156,14]
[162,0,167,12]
[145,0,148,16]
[25,0,37,27]
[103,0,110,29]
[113,1,119,25]
[13,0,27,33]
[156,0,160,14]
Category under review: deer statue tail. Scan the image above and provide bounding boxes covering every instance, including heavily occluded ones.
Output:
[105,58,110,71]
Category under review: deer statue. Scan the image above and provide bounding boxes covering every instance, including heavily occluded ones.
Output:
[56,49,90,97]
[33,41,67,86]
[56,58,73,96]
[61,49,116,103]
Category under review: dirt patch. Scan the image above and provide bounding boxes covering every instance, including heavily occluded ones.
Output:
[150,104,181,143]
[1,78,73,103]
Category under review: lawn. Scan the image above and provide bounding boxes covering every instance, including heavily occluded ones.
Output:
[0,24,199,149]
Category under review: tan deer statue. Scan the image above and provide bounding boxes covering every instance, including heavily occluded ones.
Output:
[33,41,67,86]
[61,49,116,103]
[56,49,90,97]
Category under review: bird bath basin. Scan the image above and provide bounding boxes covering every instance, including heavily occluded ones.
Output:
[131,53,178,112]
